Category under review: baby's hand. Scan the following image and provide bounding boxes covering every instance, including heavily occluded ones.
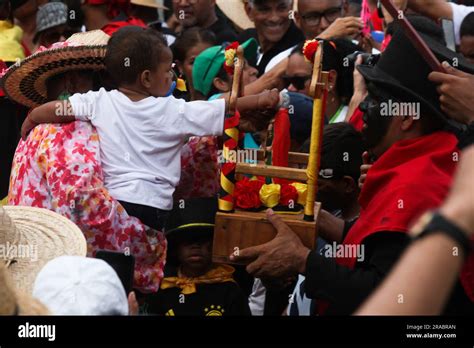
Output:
[258,89,280,110]
[21,114,38,140]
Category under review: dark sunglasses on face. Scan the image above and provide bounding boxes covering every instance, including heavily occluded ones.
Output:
[283,75,312,90]
[301,7,342,27]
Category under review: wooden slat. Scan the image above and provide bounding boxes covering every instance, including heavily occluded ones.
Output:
[256,150,309,165]
[236,163,307,181]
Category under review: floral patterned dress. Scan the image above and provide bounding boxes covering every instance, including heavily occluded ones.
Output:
[8,121,221,292]
[8,121,167,292]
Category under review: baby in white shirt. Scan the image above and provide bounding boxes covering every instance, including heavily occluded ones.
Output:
[22,26,280,230]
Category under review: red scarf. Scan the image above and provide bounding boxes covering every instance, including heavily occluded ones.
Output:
[348,107,364,132]
[338,131,459,268]
[316,131,460,315]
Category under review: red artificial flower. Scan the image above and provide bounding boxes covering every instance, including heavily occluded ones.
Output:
[279,183,298,206]
[234,177,264,209]
[226,41,239,51]
[224,41,240,76]
[302,39,319,64]
[224,63,235,75]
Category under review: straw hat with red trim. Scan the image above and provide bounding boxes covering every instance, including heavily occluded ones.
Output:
[0,29,110,108]
[0,206,87,295]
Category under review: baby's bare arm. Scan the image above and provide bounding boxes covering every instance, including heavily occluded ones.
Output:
[21,101,76,140]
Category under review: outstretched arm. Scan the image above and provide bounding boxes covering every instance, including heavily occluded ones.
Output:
[21,100,76,139]
[232,89,281,133]
[407,0,452,21]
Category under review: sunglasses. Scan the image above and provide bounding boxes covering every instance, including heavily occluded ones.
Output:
[282,75,311,90]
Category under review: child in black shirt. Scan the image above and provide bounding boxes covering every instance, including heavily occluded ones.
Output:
[144,197,250,316]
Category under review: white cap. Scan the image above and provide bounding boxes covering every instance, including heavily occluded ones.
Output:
[32,256,128,315]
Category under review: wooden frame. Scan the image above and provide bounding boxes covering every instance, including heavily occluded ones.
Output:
[213,42,328,264]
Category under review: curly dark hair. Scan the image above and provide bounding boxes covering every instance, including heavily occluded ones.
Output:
[104,26,168,85]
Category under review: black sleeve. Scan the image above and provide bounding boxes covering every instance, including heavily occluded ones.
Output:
[304,231,410,315]
[226,283,252,316]
[456,124,474,149]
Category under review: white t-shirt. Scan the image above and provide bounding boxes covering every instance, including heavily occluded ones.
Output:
[264,45,296,73]
[450,3,474,45]
[69,88,225,210]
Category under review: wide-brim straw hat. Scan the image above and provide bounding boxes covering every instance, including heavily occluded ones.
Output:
[0,262,50,315]
[1,206,87,295]
[217,0,298,31]
[1,29,110,108]
[216,0,254,31]
[130,0,168,10]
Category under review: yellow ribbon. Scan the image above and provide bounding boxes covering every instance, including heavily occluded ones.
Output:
[160,264,236,295]
[259,184,281,208]
[176,78,187,92]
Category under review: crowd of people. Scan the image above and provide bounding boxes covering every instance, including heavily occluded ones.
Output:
[1,0,474,318]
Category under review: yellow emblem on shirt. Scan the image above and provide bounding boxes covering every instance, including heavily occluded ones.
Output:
[204,305,224,316]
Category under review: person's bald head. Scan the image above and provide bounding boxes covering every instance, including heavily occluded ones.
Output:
[295,0,347,39]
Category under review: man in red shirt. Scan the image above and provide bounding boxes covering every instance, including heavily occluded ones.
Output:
[232,17,474,315]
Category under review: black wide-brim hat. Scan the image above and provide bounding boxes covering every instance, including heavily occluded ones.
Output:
[164,197,218,243]
[358,16,474,123]
[1,30,109,108]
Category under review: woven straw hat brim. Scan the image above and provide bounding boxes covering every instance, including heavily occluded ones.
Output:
[16,291,50,315]
[216,0,298,31]
[2,206,87,295]
[0,263,50,315]
[1,45,107,108]
[216,0,255,31]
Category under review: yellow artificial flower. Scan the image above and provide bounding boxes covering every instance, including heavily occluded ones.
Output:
[225,48,236,67]
[290,182,308,205]
[259,184,281,208]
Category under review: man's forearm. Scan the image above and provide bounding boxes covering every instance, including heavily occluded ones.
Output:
[346,91,367,122]
[407,0,452,21]
[244,59,287,95]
